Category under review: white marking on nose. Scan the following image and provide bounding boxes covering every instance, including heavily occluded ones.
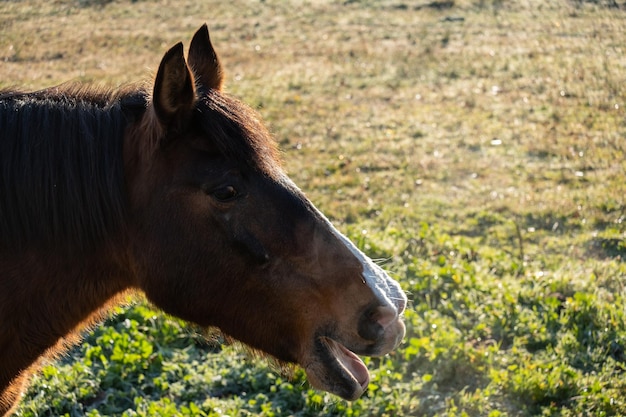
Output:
[316,215,407,314]
[278,174,407,314]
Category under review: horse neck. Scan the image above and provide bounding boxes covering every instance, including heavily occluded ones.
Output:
[0,246,136,390]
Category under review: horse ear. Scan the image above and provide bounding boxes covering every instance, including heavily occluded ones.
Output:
[188,24,224,91]
[153,42,196,126]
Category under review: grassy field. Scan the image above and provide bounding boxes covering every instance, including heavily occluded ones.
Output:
[2,0,626,415]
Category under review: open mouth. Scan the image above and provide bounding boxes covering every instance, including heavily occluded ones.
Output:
[304,336,371,401]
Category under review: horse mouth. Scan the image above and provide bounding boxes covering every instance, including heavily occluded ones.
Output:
[303,336,370,401]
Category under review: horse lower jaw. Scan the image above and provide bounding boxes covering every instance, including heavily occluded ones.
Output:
[303,337,370,401]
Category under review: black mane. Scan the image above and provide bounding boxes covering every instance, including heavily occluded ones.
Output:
[0,85,146,253]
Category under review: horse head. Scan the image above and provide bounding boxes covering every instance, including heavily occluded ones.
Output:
[125,24,407,400]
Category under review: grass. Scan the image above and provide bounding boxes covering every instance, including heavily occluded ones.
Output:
[2,0,626,415]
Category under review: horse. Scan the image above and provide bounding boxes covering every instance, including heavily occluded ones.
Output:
[0,24,406,415]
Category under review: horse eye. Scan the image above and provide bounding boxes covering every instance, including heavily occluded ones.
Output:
[211,185,238,202]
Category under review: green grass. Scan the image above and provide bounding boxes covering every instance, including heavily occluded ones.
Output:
[2,0,626,415]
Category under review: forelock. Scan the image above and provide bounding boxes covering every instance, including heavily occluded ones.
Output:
[195,90,282,176]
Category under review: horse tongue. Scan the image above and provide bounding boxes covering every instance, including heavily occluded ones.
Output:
[329,339,370,389]
[338,344,369,389]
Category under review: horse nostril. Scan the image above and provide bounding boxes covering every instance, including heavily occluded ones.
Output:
[358,305,398,341]
[370,305,398,329]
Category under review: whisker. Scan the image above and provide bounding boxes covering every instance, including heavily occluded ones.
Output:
[396,291,415,303]
[371,257,393,266]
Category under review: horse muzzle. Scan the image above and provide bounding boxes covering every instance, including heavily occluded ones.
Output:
[302,300,406,401]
